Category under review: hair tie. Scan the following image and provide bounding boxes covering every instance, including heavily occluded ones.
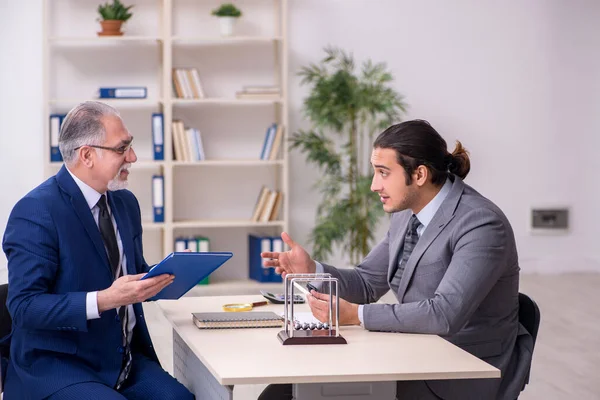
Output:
[445,153,454,169]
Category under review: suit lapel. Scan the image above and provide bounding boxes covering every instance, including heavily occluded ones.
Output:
[56,166,111,275]
[109,192,136,276]
[396,177,464,302]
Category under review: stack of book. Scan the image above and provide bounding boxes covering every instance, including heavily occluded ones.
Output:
[173,68,205,99]
[172,120,205,162]
[174,236,211,285]
[235,85,280,100]
[260,123,284,160]
[251,186,283,222]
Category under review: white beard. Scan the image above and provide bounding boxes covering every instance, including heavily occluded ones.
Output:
[107,163,131,191]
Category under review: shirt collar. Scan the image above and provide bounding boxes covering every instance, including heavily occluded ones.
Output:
[415,178,452,230]
[66,167,104,210]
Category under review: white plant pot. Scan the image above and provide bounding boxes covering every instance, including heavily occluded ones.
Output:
[218,17,237,37]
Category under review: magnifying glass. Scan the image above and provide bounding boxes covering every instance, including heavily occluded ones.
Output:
[222,301,268,312]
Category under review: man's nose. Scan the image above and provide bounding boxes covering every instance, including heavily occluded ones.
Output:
[127,147,137,163]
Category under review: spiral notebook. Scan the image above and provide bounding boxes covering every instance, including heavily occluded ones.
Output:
[192,312,283,329]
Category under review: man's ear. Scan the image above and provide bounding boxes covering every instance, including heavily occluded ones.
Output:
[80,147,94,168]
[415,165,429,187]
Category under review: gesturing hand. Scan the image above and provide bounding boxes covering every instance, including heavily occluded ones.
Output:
[261,232,316,278]
[97,273,174,313]
[307,290,361,326]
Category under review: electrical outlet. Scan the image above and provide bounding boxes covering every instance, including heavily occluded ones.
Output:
[531,208,569,230]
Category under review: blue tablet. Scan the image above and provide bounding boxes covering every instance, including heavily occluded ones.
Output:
[142,252,233,300]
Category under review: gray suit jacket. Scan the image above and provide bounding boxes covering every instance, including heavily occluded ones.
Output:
[321,176,533,400]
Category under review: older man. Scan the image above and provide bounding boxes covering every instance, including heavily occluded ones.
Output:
[2,101,193,399]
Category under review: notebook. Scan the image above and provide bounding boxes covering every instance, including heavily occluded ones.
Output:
[192,311,283,329]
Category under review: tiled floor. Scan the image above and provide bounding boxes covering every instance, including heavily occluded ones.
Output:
[143,273,600,400]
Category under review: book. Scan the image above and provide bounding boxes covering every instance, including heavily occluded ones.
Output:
[251,186,270,222]
[192,311,283,329]
[268,125,284,160]
[236,92,280,101]
[241,85,280,94]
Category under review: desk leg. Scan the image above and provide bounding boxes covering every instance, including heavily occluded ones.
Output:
[293,381,396,400]
[173,329,234,400]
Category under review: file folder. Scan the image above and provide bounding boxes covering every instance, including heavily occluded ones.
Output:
[99,86,147,99]
[142,252,233,300]
[152,113,164,160]
[50,114,65,162]
[152,175,164,223]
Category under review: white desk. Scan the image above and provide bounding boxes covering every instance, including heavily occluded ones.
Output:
[158,295,500,400]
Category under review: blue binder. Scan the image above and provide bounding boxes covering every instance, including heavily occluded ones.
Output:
[49,114,66,162]
[152,113,164,160]
[248,234,272,282]
[99,86,147,99]
[152,175,164,222]
[142,252,233,300]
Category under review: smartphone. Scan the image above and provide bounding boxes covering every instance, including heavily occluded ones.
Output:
[260,290,305,304]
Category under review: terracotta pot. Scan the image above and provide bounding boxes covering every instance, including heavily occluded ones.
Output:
[98,20,124,36]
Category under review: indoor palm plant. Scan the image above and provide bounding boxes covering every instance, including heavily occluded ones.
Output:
[211,3,242,36]
[291,47,407,264]
[97,0,134,36]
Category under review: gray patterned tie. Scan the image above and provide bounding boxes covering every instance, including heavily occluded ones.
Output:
[390,215,422,293]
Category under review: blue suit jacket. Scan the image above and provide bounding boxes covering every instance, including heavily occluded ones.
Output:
[2,166,159,399]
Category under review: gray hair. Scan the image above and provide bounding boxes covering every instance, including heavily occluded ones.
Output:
[59,101,120,165]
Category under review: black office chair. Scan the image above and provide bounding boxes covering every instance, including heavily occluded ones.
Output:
[0,283,11,392]
[518,292,540,390]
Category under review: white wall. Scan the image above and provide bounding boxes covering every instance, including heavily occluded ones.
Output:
[0,1,44,280]
[2,0,600,275]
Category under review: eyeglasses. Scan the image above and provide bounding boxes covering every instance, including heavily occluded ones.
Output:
[75,139,134,155]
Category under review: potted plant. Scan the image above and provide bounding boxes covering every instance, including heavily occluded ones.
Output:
[97,0,134,36]
[211,3,242,37]
[290,47,407,264]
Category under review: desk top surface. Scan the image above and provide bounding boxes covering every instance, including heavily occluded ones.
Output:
[158,295,500,385]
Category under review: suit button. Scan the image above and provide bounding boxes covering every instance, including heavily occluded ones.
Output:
[118,346,125,354]
[115,315,120,323]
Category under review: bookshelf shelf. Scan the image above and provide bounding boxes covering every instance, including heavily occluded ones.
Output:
[173,220,285,229]
[172,36,282,45]
[142,222,164,230]
[172,160,283,167]
[131,161,166,169]
[48,161,165,169]
[49,36,162,44]
[171,98,282,106]
[43,0,290,281]
[49,99,163,107]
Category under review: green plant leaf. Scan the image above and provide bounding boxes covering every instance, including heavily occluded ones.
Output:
[294,46,407,262]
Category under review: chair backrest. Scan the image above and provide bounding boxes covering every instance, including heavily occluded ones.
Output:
[518,292,540,347]
[518,292,540,391]
[0,283,11,392]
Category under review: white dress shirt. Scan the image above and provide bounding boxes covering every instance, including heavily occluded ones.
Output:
[67,168,136,342]
[315,178,453,326]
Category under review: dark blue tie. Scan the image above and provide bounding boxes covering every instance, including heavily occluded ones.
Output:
[390,215,422,293]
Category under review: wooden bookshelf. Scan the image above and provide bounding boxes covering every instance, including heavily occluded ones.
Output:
[42,0,289,283]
